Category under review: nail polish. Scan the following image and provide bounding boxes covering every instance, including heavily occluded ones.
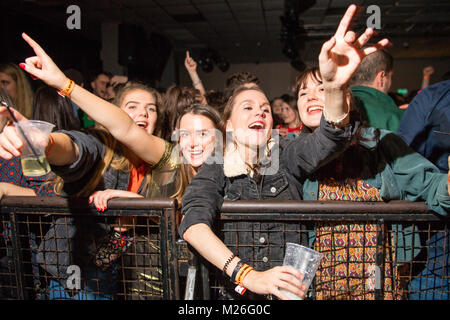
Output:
[18,63,26,70]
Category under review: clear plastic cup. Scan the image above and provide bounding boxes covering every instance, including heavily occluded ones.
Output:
[15,120,55,176]
[280,243,323,300]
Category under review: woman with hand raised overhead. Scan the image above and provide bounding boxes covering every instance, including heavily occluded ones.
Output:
[178,5,391,300]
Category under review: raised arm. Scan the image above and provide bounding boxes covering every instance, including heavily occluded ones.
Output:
[184,51,206,96]
[421,66,434,90]
[19,33,166,166]
[319,4,390,125]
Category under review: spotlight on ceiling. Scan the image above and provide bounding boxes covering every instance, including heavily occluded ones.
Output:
[197,48,230,73]
[197,49,214,73]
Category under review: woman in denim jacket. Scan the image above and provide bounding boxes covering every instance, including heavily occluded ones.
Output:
[294,66,450,300]
[179,5,391,300]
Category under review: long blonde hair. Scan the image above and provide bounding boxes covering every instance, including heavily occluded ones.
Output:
[0,63,34,119]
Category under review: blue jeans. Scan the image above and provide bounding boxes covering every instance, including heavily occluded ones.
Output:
[47,265,116,300]
[409,231,449,300]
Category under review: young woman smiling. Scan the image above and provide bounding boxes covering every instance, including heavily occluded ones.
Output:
[178,4,391,300]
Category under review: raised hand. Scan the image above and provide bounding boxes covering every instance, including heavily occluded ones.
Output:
[19,33,68,91]
[319,4,390,90]
[423,66,435,77]
[184,51,197,74]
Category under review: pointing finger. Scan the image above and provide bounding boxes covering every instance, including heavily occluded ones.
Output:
[335,4,357,39]
[22,33,48,59]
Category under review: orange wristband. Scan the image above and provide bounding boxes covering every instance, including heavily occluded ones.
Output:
[45,134,55,157]
[238,266,254,286]
[57,79,75,97]
[234,264,249,285]
[423,75,430,80]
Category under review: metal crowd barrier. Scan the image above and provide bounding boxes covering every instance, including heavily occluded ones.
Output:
[0,196,186,300]
[208,200,449,300]
[0,197,449,300]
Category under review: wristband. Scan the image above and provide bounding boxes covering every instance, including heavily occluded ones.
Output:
[423,75,430,80]
[235,264,253,285]
[235,284,247,295]
[231,259,244,282]
[57,78,75,97]
[238,266,254,285]
[45,134,55,157]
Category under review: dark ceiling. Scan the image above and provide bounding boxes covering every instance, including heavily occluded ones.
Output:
[4,0,450,65]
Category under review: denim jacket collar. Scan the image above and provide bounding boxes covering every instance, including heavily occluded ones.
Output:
[223,139,276,178]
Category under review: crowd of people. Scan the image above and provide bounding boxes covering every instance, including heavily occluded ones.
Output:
[0,5,449,300]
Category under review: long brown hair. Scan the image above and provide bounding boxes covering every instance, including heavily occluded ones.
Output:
[173,103,223,202]
[221,85,273,179]
[160,85,204,141]
[0,63,34,119]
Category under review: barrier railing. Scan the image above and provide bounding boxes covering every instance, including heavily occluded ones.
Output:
[208,200,449,300]
[0,196,185,300]
[0,197,448,300]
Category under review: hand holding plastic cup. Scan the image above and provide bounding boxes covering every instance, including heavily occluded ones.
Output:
[15,120,55,176]
[280,243,323,300]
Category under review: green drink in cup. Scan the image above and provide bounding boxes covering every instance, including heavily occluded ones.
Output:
[15,120,55,176]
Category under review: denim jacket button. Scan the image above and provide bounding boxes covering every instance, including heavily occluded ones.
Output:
[270,187,276,193]
[259,237,265,244]
[262,256,269,263]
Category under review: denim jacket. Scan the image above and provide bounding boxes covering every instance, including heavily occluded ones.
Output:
[179,116,358,271]
[302,127,450,260]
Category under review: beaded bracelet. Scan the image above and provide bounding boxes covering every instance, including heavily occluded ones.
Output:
[57,79,75,97]
[222,253,236,276]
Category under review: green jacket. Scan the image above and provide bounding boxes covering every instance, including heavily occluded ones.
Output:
[303,127,450,261]
[352,85,405,133]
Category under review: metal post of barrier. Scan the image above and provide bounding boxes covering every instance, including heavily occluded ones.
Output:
[8,211,26,300]
[201,262,210,300]
[375,219,385,300]
[159,204,180,299]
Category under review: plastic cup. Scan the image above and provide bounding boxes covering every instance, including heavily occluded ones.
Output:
[280,243,323,300]
[15,120,55,176]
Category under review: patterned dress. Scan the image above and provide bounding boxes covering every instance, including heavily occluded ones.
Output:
[313,178,403,300]
[0,156,55,196]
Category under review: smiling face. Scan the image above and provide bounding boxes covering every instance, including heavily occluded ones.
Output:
[226,89,273,148]
[179,113,217,169]
[297,73,325,130]
[120,89,158,135]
